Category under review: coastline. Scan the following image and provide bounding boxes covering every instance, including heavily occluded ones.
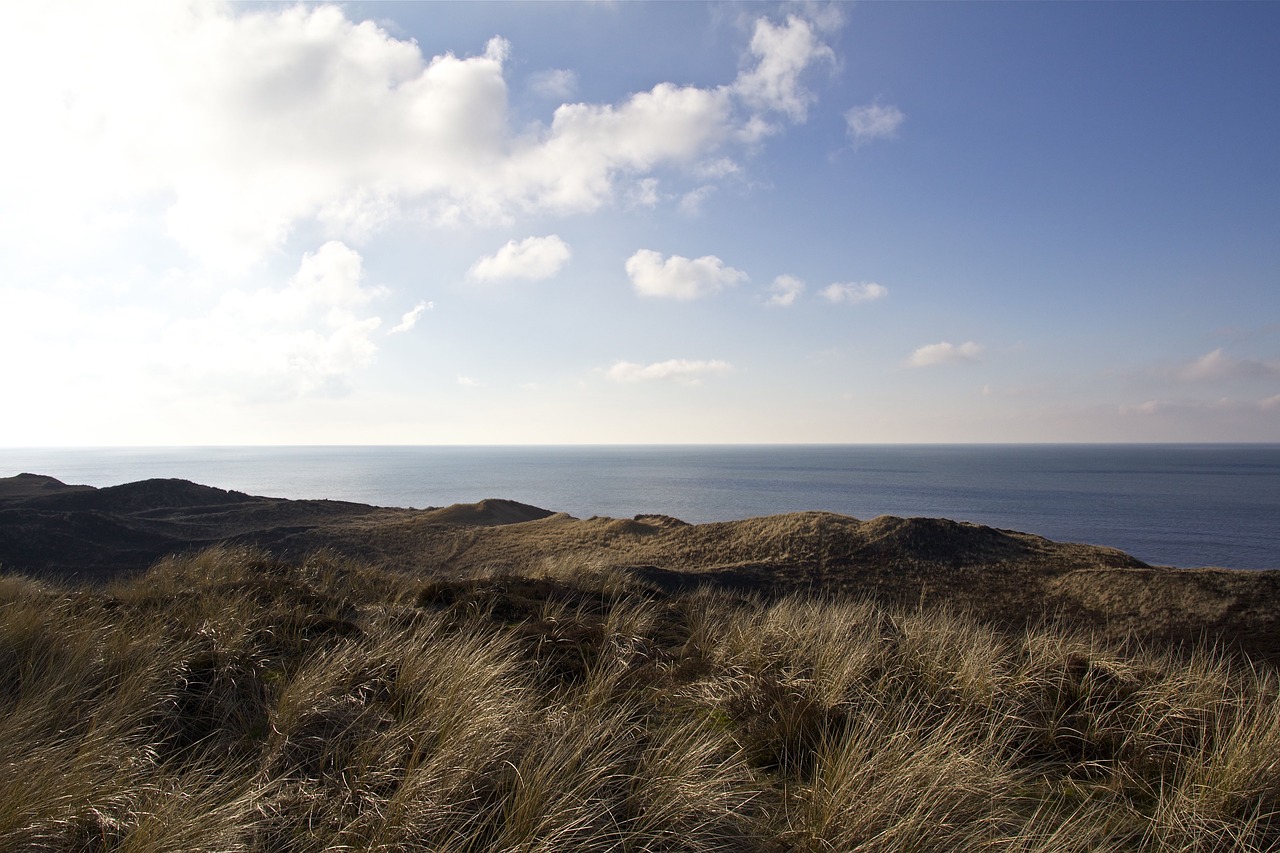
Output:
[4,472,1280,664]
[2,444,1278,569]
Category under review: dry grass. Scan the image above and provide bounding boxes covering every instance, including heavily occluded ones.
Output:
[2,546,1278,851]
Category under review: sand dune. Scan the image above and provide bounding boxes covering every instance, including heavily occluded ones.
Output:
[2,473,1278,661]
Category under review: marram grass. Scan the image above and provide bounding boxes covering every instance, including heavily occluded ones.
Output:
[1,546,1277,851]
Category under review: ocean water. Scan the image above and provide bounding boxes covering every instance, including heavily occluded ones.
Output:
[1,445,1277,570]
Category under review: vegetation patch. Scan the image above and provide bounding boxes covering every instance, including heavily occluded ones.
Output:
[2,546,1278,851]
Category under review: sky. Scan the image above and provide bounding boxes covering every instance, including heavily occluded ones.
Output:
[1,1,1278,445]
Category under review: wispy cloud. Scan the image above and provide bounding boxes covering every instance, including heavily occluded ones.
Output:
[469,235,571,282]
[388,300,432,335]
[820,281,887,304]
[733,15,836,123]
[907,340,983,367]
[846,102,905,145]
[627,178,662,209]
[678,186,716,216]
[1121,400,1166,417]
[625,249,747,300]
[607,358,732,385]
[1120,396,1279,417]
[528,68,578,100]
[1177,348,1280,381]
[767,275,805,307]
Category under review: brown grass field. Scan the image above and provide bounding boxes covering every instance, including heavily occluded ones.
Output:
[3,542,1279,851]
[3,474,1280,850]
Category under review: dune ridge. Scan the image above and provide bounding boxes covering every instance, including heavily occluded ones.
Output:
[2,473,1279,660]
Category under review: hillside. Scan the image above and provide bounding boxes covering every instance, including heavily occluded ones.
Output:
[0,473,412,581]
[2,544,1279,851]
[4,473,1280,849]
[2,473,1279,659]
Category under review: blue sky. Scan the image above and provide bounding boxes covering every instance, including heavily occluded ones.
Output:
[1,1,1277,445]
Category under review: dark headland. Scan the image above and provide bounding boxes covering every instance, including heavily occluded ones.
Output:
[3,472,1278,662]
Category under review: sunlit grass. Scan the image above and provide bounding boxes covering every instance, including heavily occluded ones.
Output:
[1,546,1277,851]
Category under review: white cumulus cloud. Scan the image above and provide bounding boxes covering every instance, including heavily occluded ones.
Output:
[820,281,887,304]
[469,235,572,281]
[1,4,837,269]
[846,102,905,145]
[388,300,433,335]
[907,340,984,368]
[767,275,805,307]
[607,359,733,385]
[625,249,747,300]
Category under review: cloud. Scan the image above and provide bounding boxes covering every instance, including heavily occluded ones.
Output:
[1122,400,1166,416]
[512,83,736,214]
[678,185,716,216]
[695,158,739,180]
[628,177,662,208]
[625,249,747,300]
[907,340,983,368]
[820,281,887,304]
[846,102,905,145]
[767,275,805,307]
[0,240,393,410]
[607,358,733,385]
[802,3,848,35]
[388,300,432,334]
[733,15,835,122]
[2,5,837,268]
[1118,397,1266,418]
[528,68,578,99]
[469,235,572,281]
[457,375,479,387]
[1177,348,1280,381]
[161,241,386,396]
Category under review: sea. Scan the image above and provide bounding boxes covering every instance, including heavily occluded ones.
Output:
[1,445,1278,570]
